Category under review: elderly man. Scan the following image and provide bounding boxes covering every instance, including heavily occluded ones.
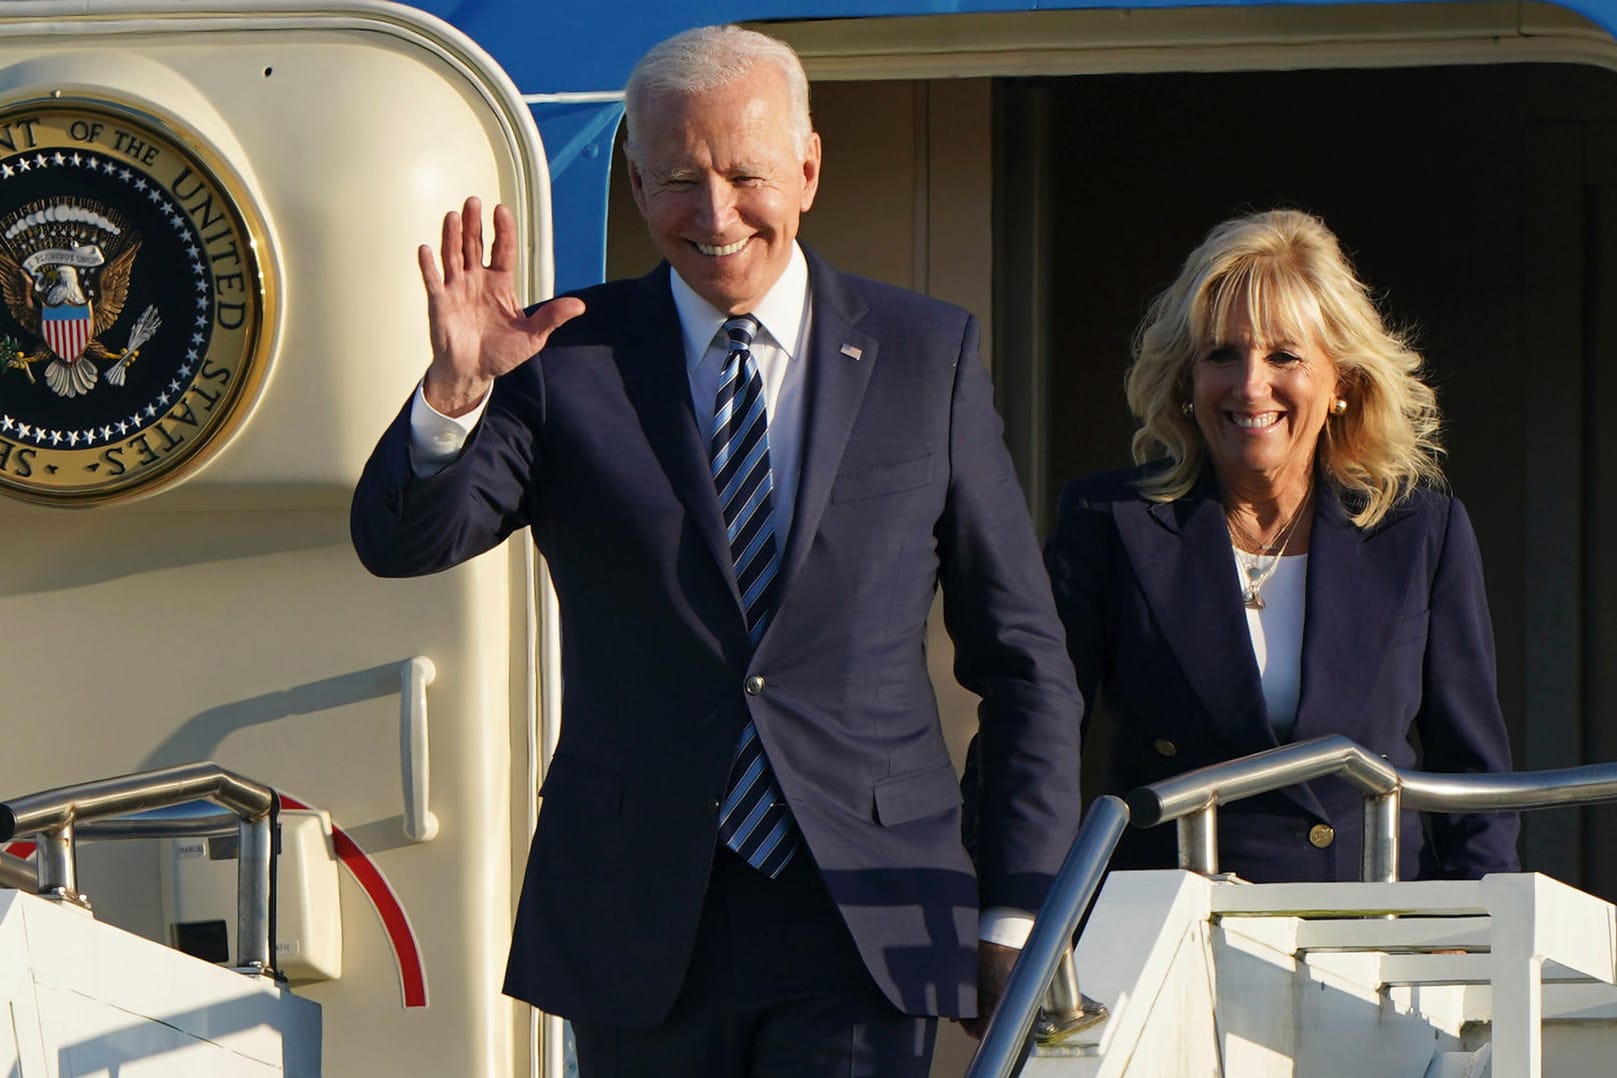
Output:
[352,23,1081,1077]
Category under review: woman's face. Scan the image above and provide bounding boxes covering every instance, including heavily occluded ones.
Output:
[1190,295,1338,499]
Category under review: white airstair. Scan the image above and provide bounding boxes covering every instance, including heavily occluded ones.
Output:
[0,763,318,1077]
[0,888,319,1077]
[969,736,1617,1078]
[1025,869,1617,1077]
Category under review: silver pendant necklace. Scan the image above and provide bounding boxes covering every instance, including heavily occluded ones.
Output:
[1228,492,1310,611]
[1234,547,1284,610]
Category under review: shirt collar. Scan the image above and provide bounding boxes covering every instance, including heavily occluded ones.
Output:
[671,242,810,375]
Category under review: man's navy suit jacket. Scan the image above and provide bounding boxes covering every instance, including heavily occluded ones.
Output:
[351,251,1083,1027]
[1045,465,1519,882]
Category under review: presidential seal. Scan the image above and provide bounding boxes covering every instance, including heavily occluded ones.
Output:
[0,98,272,505]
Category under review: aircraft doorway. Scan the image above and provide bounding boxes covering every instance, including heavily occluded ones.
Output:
[605,51,1617,901]
[999,62,1617,899]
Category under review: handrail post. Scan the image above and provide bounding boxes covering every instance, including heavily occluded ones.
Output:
[1362,788,1401,883]
[1039,950,1086,1031]
[236,812,275,972]
[37,820,84,907]
[1177,803,1218,875]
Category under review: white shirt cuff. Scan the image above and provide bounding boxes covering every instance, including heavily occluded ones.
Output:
[979,906,1035,949]
[408,380,490,477]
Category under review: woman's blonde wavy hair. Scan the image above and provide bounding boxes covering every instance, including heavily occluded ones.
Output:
[1124,209,1445,529]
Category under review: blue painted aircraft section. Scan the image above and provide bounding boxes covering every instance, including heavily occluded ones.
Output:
[404,0,1617,289]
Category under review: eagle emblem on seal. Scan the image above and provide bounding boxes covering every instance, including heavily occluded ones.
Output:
[0,199,161,398]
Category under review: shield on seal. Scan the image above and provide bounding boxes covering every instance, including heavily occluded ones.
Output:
[41,302,92,363]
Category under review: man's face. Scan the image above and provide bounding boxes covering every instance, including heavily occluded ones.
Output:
[628,64,820,315]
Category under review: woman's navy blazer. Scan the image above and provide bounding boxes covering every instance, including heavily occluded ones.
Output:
[1046,465,1520,882]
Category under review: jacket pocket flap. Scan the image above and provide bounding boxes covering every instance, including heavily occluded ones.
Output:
[1393,609,1431,645]
[830,454,934,504]
[539,754,623,818]
[873,761,962,825]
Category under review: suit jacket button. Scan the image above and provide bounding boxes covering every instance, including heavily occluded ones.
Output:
[1308,824,1336,849]
[744,675,766,696]
[1153,738,1177,757]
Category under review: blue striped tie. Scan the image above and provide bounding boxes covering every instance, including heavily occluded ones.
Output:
[711,315,800,878]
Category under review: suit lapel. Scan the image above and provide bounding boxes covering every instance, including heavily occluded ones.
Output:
[1289,487,1416,743]
[778,253,876,593]
[617,265,741,609]
[1115,474,1277,757]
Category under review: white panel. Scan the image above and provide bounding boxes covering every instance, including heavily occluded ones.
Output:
[1,1002,22,1078]
[0,889,316,1077]
[43,984,281,1077]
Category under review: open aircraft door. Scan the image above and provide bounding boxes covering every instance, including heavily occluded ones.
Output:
[0,2,561,1075]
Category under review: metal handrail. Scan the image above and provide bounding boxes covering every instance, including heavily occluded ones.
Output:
[965,734,1617,1078]
[965,795,1130,1078]
[1127,733,1617,882]
[0,847,33,890]
[0,761,278,975]
[1400,763,1617,810]
[77,802,246,839]
[1127,735,1399,827]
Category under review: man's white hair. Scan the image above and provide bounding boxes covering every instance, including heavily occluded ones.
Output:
[623,25,813,163]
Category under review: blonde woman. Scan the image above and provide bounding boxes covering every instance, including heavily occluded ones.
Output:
[1046,209,1518,880]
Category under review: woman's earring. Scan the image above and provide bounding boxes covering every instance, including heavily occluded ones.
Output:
[1181,401,1195,417]
[1331,397,1348,416]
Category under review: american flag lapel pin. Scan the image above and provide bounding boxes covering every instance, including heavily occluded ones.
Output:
[840,344,863,361]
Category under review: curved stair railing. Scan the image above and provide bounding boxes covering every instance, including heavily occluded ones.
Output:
[0,761,279,976]
[968,795,1129,1078]
[966,733,1617,1078]
[1129,733,1617,882]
